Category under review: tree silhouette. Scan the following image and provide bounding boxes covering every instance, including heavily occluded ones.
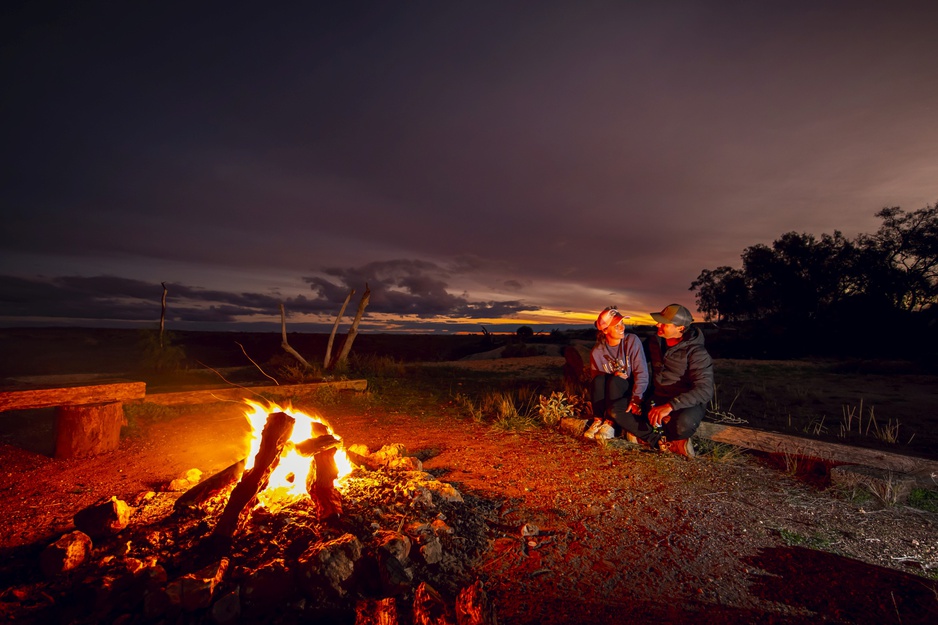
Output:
[516,326,534,342]
[691,202,937,326]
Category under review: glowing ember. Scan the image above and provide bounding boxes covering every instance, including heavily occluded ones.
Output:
[241,399,353,505]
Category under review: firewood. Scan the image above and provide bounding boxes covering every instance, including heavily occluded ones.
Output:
[310,447,343,521]
[355,597,399,625]
[455,581,497,625]
[211,412,295,543]
[294,434,340,457]
[174,458,246,512]
[413,582,455,625]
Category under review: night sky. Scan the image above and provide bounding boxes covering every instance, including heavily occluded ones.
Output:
[2,1,936,333]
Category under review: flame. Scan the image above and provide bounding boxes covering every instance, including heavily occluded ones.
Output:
[241,399,353,504]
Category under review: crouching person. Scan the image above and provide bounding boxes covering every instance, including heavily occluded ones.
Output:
[642,304,714,457]
[584,306,649,440]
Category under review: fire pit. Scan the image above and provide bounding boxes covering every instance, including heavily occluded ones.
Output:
[12,400,497,624]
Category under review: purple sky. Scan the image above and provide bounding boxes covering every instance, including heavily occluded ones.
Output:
[2,1,936,333]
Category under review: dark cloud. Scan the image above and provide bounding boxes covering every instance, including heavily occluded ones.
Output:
[305,259,537,319]
[1,2,936,331]
[0,263,536,329]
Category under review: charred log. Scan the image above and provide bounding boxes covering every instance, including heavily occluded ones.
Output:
[413,582,455,625]
[174,458,246,513]
[355,597,399,625]
[310,447,343,521]
[455,581,497,625]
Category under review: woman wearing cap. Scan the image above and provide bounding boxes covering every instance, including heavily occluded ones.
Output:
[584,306,649,439]
[642,303,715,457]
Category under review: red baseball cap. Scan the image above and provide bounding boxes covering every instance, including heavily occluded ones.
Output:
[595,306,629,331]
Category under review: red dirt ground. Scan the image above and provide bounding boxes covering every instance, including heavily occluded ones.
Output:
[2,357,937,624]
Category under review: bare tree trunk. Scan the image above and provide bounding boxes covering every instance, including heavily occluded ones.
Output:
[280,303,312,368]
[160,282,168,349]
[324,289,355,368]
[330,284,371,370]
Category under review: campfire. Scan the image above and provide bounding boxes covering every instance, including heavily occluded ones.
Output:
[241,399,353,501]
[207,400,355,544]
[15,400,497,625]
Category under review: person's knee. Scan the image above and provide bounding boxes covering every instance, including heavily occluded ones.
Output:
[671,405,705,439]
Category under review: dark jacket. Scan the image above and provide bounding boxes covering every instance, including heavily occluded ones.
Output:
[645,326,714,410]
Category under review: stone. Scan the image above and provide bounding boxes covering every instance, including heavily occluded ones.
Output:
[297,533,362,596]
[74,496,132,539]
[39,530,93,577]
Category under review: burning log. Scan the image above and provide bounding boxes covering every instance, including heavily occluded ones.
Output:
[295,433,340,456]
[455,581,497,625]
[211,411,295,544]
[174,458,246,513]
[355,597,400,625]
[413,582,455,625]
[310,447,343,521]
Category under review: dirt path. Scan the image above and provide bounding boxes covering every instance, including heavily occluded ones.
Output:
[2,382,937,623]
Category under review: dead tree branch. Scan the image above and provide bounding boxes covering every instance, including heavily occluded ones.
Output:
[330,283,371,370]
[235,342,279,385]
[280,303,312,368]
[324,288,355,368]
[160,282,168,349]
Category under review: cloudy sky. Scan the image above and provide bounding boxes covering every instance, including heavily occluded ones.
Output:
[2,1,936,333]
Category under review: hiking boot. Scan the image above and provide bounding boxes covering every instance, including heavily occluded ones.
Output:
[583,419,602,438]
[595,421,615,439]
[666,438,695,458]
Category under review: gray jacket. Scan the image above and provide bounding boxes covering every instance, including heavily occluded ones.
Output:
[645,326,714,410]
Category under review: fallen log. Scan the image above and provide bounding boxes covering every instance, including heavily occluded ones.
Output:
[211,411,295,543]
[696,422,938,476]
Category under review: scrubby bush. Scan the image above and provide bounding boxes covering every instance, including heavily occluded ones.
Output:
[264,353,323,384]
[137,330,187,373]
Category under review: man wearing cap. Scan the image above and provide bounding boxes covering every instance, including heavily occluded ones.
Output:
[584,306,649,439]
[641,303,714,457]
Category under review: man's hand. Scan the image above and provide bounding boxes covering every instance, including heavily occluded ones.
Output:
[628,398,643,415]
[648,403,673,427]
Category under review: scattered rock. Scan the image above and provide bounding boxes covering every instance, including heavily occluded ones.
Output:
[39,530,92,577]
[297,533,363,596]
[74,496,132,539]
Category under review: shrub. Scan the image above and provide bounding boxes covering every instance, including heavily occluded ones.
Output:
[349,353,405,378]
[908,488,938,513]
[501,344,544,358]
[264,353,323,384]
[137,329,187,373]
[537,391,576,428]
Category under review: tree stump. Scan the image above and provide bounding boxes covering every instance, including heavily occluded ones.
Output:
[55,401,125,459]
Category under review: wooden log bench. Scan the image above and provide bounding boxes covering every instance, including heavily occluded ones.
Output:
[0,381,147,459]
[140,379,367,406]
